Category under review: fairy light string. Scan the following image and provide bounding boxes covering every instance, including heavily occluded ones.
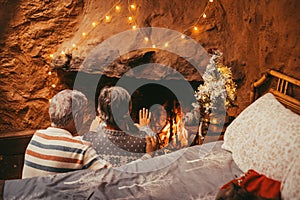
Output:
[48,0,216,100]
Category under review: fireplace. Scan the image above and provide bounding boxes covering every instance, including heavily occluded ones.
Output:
[56,70,201,148]
[104,76,200,149]
[130,83,192,149]
[53,45,208,149]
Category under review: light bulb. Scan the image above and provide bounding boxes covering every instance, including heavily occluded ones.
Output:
[144,37,149,42]
[105,15,111,23]
[180,34,185,39]
[130,4,136,10]
[61,51,65,55]
[128,16,133,22]
[132,25,137,30]
[51,84,56,88]
[49,54,54,58]
[164,42,169,47]
[48,71,52,75]
[115,5,121,12]
[203,13,207,18]
[193,26,198,31]
[92,22,97,27]
[152,44,156,48]
[82,32,87,37]
[209,0,213,2]
[72,43,76,48]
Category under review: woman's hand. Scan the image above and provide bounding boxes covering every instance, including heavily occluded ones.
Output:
[139,108,151,127]
[145,136,158,157]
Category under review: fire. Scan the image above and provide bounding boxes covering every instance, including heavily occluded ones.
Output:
[157,101,188,149]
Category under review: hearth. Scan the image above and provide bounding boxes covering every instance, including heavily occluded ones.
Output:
[56,70,201,147]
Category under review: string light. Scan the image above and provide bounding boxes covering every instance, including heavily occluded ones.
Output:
[105,15,111,23]
[130,4,136,10]
[50,0,215,63]
[182,0,213,34]
[47,0,217,104]
[48,0,217,100]
[115,5,121,12]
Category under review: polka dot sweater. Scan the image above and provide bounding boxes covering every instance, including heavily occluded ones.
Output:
[83,126,147,167]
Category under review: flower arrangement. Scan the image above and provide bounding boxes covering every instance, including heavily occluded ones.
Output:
[194,51,237,114]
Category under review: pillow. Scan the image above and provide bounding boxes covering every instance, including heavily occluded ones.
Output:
[281,154,300,199]
[222,93,300,181]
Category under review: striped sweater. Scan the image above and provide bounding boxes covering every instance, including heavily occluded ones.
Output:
[22,127,109,179]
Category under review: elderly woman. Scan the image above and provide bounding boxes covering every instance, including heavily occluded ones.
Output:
[22,89,109,179]
[83,86,157,167]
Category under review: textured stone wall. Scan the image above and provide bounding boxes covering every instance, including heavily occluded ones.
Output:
[0,0,299,132]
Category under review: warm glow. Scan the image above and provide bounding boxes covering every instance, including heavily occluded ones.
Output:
[48,71,52,75]
[72,43,76,48]
[128,16,133,22]
[152,44,156,48]
[82,32,87,37]
[49,54,54,58]
[209,0,213,2]
[49,99,52,103]
[61,51,65,55]
[144,37,149,42]
[132,25,137,30]
[193,26,198,31]
[130,4,136,10]
[164,42,169,47]
[105,15,111,22]
[51,84,56,88]
[158,104,188,149]
[203,13,207,18]
[115,5,121,12]
[92,22,97,27]
[180,34,185,39]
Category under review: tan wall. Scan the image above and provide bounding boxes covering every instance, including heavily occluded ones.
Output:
[0,0,299,132]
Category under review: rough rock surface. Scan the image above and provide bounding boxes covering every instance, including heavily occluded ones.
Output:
[0,0,299,132]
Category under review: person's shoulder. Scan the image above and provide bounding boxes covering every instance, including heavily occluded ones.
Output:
[83,130,100,140]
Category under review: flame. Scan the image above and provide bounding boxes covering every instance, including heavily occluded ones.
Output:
[158,103,188,149]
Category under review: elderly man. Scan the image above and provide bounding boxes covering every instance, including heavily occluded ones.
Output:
[22,89,109,179]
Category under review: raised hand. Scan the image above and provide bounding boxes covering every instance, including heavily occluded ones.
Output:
[139,108,151,127]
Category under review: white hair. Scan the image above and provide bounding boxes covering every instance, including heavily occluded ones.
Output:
[49,89,88,127]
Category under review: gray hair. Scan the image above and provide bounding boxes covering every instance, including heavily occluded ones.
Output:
[98,86,139,133]
[49,89,88,127]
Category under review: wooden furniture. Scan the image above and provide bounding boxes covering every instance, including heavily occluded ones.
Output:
[250,69,300,114]
[0,130,34,180]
